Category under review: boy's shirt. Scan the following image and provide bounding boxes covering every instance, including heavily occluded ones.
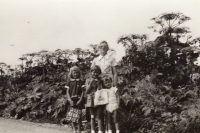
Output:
[106,87,118,104]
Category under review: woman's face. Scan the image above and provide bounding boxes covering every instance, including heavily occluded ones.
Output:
[99,43,108,55]
[71,70,80,79]
[91,70,99,79]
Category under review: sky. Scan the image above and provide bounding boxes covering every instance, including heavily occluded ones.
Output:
[1,0,200,68]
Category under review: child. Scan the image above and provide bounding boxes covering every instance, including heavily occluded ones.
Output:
[85,65,104,133]
[65,66,85,133]
[100,74,120,133]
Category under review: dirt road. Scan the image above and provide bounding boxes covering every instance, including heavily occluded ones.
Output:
[0,117,74,133]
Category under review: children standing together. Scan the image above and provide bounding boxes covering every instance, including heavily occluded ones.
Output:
[66,65,120,133]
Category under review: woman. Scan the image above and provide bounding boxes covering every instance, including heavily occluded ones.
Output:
[91,41,118,87]
[91,41,118,133]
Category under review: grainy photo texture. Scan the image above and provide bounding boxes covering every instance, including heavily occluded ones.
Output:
[1,0,200,133]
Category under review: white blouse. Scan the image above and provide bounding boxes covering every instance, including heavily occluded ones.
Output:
[91,50,117,75]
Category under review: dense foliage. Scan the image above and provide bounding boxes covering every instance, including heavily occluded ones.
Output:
[1,12,200,133]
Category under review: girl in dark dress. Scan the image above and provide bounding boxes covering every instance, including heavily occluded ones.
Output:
[66,66,85,133]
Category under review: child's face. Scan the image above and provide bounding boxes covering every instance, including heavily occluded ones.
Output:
[71,70,80,79]
[91,70,99,79]
[102,78,112,88]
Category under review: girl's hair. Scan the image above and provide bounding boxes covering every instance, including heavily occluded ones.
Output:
[90,65,101,74]
[100,74,112,81]
[99,74,112,88]
[68,66,82,79]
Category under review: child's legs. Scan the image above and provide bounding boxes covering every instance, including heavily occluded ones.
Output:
[107,109,119,131]
[106,111,112,130]
[86,107,91,122]
[89,107,95,131]
[105,110,108,132]
[96,105,105,131]
[77,116,82,133]
[72,122,77,132]
[113,110,119,130]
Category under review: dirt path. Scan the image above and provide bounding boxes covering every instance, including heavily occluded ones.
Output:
[0,117,75,133]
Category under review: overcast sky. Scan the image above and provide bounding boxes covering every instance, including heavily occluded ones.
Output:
[1,0,200,67]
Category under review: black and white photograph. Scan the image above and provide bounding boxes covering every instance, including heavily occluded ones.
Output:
[1,0,200,133]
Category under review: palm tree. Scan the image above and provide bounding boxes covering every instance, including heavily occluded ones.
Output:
[53,49,62,64]
[45,51,56,64]
[0,69,5,75]
[5,65,11,75]
[82,49,91,58]
[117,35,131,55]
[190,37,200,45]
[24,52,38,67]
[53,49,72,70]
[37,50,48,85]
[61,49,72,59]
[140,34,149,45]
[185,35,192,44]
[73,48,82,58]
[61,49,72,65]
[172,27,190,43]
[14,65,22,78]
[149,12,190,35]
[38,50,48,64]
[118,34,149,55]
[0,62,6,75]
[18,57,27,73]
[8,68,14,76]
[149,12,191,58]
[16,64,23,76]
[182,37,200,54]
[89,44,99,55]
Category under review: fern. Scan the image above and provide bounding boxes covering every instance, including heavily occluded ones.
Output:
[52,97,67,118]
[27,92,42,102]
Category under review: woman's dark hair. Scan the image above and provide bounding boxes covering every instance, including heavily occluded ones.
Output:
[100,40,108,45]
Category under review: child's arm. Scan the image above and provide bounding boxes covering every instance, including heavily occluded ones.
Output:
[76,85,86,106]
[85,78,94,94]
[116,90,120,107]
[97,79,102,90]
[65,86,74,106]
[112,66,118,87]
